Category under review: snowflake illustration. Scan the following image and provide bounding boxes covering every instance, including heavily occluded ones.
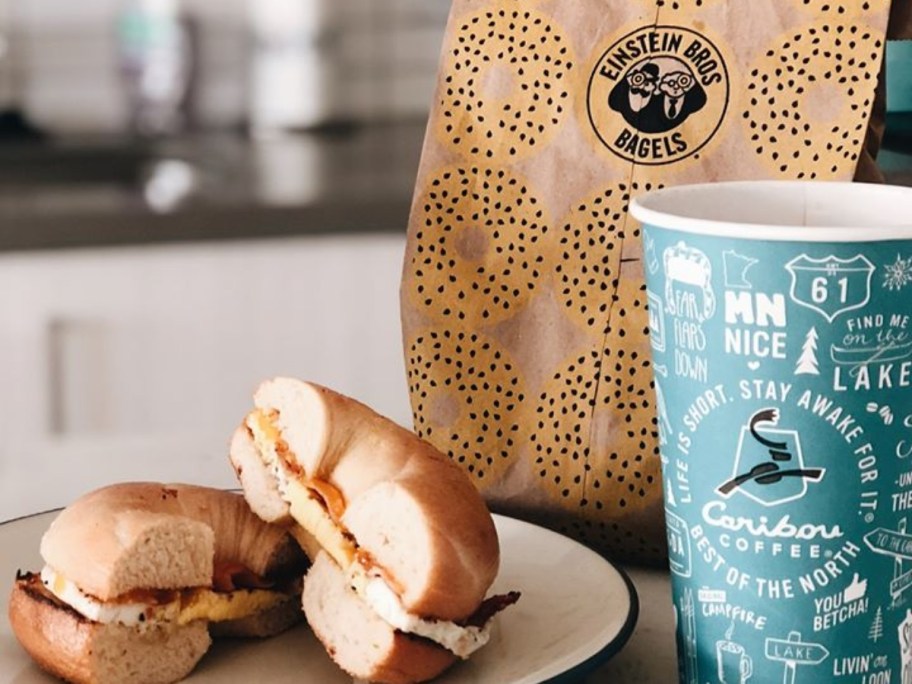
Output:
[883,254,912,291]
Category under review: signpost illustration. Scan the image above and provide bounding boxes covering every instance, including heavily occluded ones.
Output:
[864,517,912,606]
[764,631,829,684]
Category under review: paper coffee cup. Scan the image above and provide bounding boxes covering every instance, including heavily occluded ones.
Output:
[631,181,912,684]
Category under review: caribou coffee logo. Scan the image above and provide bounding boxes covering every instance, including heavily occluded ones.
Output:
[717,408,825,508]
[587,25,729,165]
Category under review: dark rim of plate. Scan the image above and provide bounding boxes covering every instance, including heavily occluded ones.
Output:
[542,555,640,684]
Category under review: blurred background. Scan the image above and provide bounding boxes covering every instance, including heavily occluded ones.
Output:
[1,0,911,520]
[9,0,447,133]
[0,0,448,519]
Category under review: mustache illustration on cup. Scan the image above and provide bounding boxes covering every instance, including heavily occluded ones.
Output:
[716,408,825,498]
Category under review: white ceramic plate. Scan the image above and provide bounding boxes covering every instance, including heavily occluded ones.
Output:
[0,512,637,684]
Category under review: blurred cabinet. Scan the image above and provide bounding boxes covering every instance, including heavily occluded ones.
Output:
[0,234,411,519]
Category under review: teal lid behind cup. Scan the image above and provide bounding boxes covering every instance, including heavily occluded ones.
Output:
[888,42,912,113]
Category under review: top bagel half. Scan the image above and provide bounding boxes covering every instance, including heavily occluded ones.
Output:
[9,483,307,684]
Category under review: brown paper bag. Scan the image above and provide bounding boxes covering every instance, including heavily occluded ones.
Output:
[401,0,893,564]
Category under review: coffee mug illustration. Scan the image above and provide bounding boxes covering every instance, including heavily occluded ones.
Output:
[716,623,753,683]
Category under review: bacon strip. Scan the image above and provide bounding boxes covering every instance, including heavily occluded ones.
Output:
[462,591,521,628]
[212,562,274,593]
[307,478,348,523]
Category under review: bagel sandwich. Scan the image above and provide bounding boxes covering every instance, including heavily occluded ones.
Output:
[230,378,520,683]
[9,483,308,684]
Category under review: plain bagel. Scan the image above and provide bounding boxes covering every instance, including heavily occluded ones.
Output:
[9,483,307,684]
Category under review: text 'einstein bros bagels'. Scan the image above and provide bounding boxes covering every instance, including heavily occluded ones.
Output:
[230,378,519,683]
[588,25,729,166]
[9,483,307,684]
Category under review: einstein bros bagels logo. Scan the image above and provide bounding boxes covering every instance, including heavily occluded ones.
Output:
[587,25,729,165]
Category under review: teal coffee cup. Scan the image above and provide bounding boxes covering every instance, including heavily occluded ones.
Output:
[630,181,912,684]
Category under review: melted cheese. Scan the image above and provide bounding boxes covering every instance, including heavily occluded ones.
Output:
[40,566,291,628]
[179,587,289,624]
[245,409,491,658]
[247,410,357,568]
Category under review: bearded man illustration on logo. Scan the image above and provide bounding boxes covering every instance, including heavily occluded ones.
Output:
[609,57,707,134]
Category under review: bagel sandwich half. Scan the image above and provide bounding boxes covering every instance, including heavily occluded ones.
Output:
[230,378,519,683]
[9,483,308,684]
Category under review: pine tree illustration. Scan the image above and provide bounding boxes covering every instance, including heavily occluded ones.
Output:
[795,327,820,376]
[869,606,884,643]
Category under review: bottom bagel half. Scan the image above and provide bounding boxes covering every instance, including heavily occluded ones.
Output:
[303,552,458,684]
